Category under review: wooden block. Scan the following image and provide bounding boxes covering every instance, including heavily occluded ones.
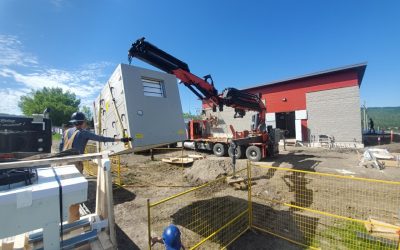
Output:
[12,234,28,250]
[226,176,245,184]
[98,231,114,250]
[232,183,241,190]
[364,218,399,241]
[239,182,248,190]
[380,160,399,167]
[1,237,15,250]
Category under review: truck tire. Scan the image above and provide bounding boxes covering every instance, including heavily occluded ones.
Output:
[213,143,226,157]
[246,146,262,162]
[228,145,243,159]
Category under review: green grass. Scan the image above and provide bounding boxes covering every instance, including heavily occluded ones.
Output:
[309,220,397,250]
[52,133,61,141]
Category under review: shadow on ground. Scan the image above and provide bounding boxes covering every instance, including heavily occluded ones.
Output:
[253,152,321,183]
[270,152,321,171]
[171,196,318,249]
[228,229,303,250]
[113,185,137,205]
[116,224,141,250]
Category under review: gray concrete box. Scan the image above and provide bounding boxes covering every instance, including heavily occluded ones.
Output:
[93,64,186,154]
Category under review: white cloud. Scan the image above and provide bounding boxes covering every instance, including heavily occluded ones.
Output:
[0,34,114,115]
[0,35,38,66]
[0,88,29,115]
[0,65,108,97]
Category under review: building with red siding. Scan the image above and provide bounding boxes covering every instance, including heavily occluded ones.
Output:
[203,63,367,148]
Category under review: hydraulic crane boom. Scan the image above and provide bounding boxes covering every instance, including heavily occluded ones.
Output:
[128,37,221,108]
[128,37,266,132]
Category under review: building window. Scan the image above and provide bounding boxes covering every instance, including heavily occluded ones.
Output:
[142,77,165,97]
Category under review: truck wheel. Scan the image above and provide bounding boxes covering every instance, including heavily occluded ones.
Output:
[246,146,262,162]
[213,143,226,157]
[228,145,243,159]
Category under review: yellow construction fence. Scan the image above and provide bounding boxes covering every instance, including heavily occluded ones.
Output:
[83,144,124,186]
[249,162,400,250]
[147,168,250,250]
[147,161,400,249]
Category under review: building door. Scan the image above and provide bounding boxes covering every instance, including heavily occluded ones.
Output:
[275,112,296,138]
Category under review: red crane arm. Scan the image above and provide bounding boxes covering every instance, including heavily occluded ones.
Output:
[128,37,266,131]
[171,68,221,107]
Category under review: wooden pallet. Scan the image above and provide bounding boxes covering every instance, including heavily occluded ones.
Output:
[161,157,194,164]
[364,218,400,241]
[378,159,399,167]
[187,154,205,160]
[0,234,29,250]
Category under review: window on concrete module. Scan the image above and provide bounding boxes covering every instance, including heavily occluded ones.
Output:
[141,77,165,97]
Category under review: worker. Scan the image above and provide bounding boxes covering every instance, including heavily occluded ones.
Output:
[151,224,185,250]
[60,111,132,156]
[60,111,132,222]
[369,118,375,134]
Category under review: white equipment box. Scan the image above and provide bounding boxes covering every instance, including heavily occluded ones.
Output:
[94,64,187,154]
[0,166,88,249]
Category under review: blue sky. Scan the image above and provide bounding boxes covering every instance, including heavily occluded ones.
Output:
[0,0,399,115]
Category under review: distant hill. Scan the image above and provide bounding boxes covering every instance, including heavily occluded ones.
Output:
[364,107,400,131]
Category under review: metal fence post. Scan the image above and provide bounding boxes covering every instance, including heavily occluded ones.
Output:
[247,160,253,228]
[181,142,184,168]
[117,155,122,186]
[147,199,152,250]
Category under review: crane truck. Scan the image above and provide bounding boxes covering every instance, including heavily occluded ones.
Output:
[128,38,279,161]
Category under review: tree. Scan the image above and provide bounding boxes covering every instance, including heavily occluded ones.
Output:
[19,87,80,126]
[183,112,202,120]
[80,105,93,121]
[80,105,94,128]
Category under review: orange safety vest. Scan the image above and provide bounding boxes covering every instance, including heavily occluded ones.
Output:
[62,129,80,151]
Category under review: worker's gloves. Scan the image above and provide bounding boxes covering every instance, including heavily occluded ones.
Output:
[121,137,133,143]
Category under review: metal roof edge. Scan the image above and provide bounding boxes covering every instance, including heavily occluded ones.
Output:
[243,62,368,90]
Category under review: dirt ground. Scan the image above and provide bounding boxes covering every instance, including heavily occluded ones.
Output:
[79,143,400,249]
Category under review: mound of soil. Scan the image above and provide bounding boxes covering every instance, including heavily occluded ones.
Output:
[184,157,233,185]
